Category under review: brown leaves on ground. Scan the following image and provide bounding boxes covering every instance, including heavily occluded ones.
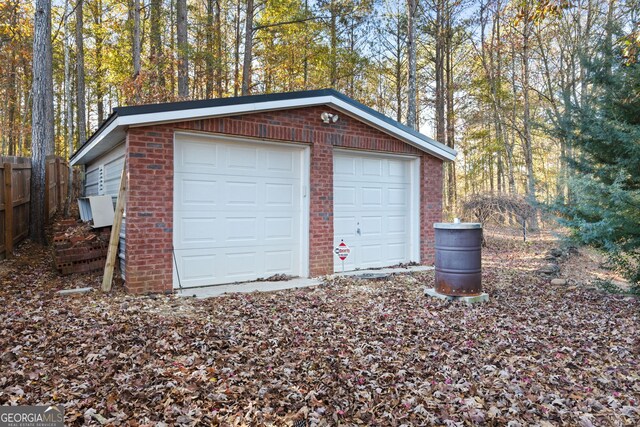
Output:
[0,233,639,426]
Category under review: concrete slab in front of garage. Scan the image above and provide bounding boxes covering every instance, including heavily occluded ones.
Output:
[176,265,434,298]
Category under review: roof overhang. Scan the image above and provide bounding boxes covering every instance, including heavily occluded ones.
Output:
[70,90,457,166]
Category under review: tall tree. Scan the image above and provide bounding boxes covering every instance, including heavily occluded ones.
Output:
[177,0,189,98]
[561,41,640,290]
[434,0,445,144]
[131,0,141,101]
[76,0,87,145]
[519,1,538,228]
[30,0,54,243]
[406,0,417,129]
[150,0,165,94]
[242,0,255,95]
[444,0,456,207]
[90,0,105,124]
[205,0,215,98]
[63,0,74,217]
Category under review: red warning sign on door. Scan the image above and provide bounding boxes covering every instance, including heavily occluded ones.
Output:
[335,240,350,261]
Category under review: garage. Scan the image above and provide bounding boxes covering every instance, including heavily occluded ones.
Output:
[333,150,419,272]
[173,133,308,288]
[70,89,455,294]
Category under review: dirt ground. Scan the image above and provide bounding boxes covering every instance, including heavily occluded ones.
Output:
[0,225,638,426]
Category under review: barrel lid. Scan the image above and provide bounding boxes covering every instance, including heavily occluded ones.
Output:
[434,222,482,229]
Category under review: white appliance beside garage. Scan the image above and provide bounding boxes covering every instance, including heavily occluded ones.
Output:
[333,150,419,272]
[173,133,308,288]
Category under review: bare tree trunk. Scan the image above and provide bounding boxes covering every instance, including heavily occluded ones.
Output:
[205,0,214,97]
[406,0,417,129]
[169,0,176,97]
[604,0,615,77]
[241,0,254,95]
[6,1,18,156]
[215,0,223,97]
[177,0,188,99]
[444,0,455,208]
[150,0,164,92]
[521,4,538,229]
[132,0,141,101]
[76,0,86,145]
[434,0,445,143]
[234,0,241,96]
[7,50,17,156]
[31,0,54,244]
[64,0,74,217]
[395,14,403,123]
[93,0,104,124]
[329,2,338,88]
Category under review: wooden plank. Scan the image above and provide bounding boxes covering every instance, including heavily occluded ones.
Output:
[56,157,62,213]
[102,166,127,292]
[8,164,32,170]
[44,160,50,223]
[4,163,13,258]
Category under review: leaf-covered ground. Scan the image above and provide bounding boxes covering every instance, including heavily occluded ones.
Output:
[1,231,639,426]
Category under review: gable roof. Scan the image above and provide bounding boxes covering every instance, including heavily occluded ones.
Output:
[70,89,456,166]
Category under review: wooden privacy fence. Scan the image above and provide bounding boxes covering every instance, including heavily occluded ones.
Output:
[0,155,76,259]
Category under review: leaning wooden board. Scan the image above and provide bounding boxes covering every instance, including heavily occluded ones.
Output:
[102,166,127,292]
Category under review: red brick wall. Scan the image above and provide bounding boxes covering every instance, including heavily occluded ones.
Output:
[125,106,444,293]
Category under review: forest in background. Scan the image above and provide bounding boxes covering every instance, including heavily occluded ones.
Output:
[1,0,638,216]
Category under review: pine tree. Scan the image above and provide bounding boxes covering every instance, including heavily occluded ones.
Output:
[561,44,640,291]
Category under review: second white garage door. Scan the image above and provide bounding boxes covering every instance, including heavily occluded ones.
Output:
[173,133,307,288]
[333,151,419,272]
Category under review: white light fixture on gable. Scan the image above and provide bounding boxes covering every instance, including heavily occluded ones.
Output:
[321,112,339,124]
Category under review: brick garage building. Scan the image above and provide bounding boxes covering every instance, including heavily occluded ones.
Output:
[71,90,456,294]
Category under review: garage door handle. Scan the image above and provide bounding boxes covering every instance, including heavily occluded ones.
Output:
[357,226,361,236]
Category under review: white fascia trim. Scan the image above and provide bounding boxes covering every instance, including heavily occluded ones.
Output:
[73,94,456,165]
[70,117,121,166]
[327,98,456,161]
[119,97,335,127]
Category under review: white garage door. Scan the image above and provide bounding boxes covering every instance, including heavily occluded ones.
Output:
[333,151,418,272]
[173,134,307,288]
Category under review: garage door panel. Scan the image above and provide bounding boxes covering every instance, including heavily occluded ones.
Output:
[334,156,356,176]
[387,243,406,262]
[225,181,258,206]
[387,215,407,234]
[264,250,294,273]
[361,244,383,264]
[362,187,383,206]
[388,160,408,180]
[178,178,218,207]
[334,152,415,272]
[174,136,305,288]
[177,215,218,246]
[265,217,295,240]
[225,217,258,242]
[265,183,295,206]
[227,146,258,169]
[361,216,382,236]
[388,187,408,206]
[334,186,356,207]
[178,251,219,285]
[335,216,357,238]
[362,158,383,176]
[177,141,219,174]
[225,251,258,278]
[267,150,295,172]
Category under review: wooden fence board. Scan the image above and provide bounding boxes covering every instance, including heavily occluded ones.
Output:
[0,156,72,259]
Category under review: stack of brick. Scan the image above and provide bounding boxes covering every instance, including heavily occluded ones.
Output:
[52,219,111,275]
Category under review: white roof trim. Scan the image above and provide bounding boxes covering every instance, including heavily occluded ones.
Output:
[71,95,456,166]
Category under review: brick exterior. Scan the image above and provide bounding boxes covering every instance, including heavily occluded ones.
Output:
[125,106,444,293]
